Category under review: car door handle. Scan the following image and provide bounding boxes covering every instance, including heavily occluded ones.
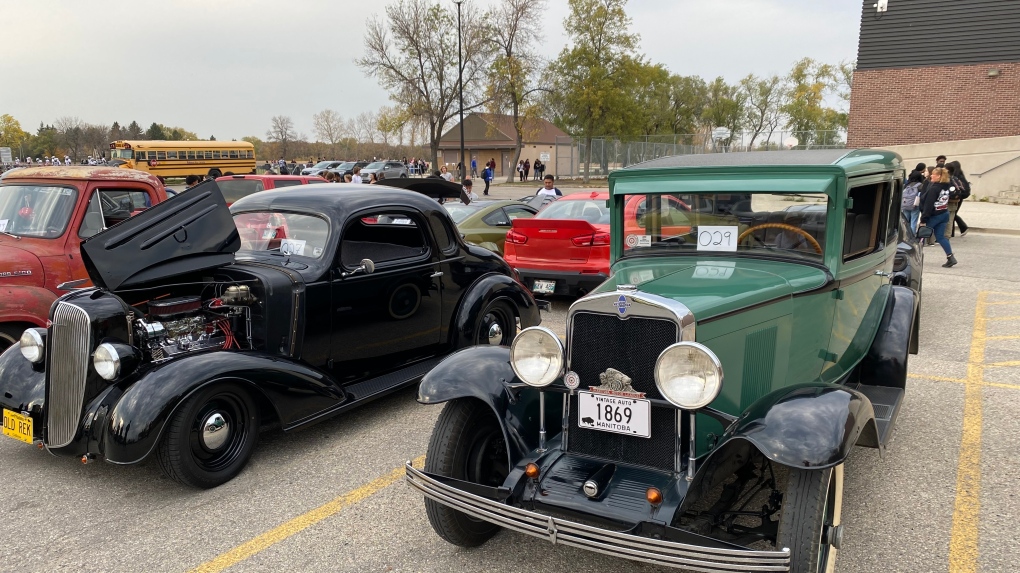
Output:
[430,271,444,278]
[875,270,890,277]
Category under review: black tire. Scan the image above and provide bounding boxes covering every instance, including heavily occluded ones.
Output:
[0,324,27,353]
[208,168,222,178]
[156,383,259,488]
[777,464,844,573]
[475,300,515,346]
[424,399,508,547]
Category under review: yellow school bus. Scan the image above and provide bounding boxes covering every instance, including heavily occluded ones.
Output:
[109,140,256,178]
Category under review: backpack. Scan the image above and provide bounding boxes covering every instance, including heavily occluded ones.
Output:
[902,181,921,211]
[952,176,971,199]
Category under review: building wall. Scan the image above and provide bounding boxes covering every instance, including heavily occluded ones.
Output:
[881,135,1020,198]
[438,144,561,181]
[848,62,1020,147]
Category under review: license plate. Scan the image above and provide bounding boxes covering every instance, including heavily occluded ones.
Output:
[577,392,651,438]
[532,279,556,294]
[2,409,33,444]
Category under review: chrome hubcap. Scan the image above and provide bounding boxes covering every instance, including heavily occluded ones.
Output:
[201,412,230,450]
[487,321,503,345]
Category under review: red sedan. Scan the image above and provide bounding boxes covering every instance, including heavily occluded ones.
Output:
[503,192,694,296]
[215,174,328,206]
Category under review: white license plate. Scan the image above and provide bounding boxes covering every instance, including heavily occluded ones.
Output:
[532,279,556,294]
[577,391,651,438]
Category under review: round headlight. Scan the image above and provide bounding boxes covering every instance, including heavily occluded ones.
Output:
[19,328,45,364]
[654,342,723,409]
[93,343,121,381]
[510,327,564,387]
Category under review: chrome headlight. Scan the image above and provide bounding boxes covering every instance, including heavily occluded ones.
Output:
[654,342,723,409]
[93,343,122,381]
[19,328,45,363]
[510,326,564,387]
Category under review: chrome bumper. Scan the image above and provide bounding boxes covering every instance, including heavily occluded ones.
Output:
[406,463,791,572]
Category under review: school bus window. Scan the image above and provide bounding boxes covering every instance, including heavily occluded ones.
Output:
[156,151,166,160]
[187,151,196,160]
[205,151,213,159]
[136,151,147,160]
[247,151,254,159]
[167,151,178,160]
[229,150,238,159]
[212,151,220,159]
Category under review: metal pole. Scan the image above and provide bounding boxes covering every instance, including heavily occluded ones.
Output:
[455,0,465,182]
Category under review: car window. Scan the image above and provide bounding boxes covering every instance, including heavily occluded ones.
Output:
[273,180,303,189]
[219,179,264,204]
[503,205,536,221]
[482,208,510,227]
[340,210,429,268]
[843,182,892,261]
[537,199,610,225]
[0,184,78,239]
[443,203,481,224]
[233,211,329,258]
[429,212,456,253]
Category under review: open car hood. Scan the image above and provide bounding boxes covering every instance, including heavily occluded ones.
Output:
[378,177,471,204]
[81,181,240,291]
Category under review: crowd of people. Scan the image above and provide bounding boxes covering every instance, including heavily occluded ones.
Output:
[903,154,970,268]
[515,158,546,181]
[0,155,111,173]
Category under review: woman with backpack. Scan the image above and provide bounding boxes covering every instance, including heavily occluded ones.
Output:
[946,161,970,237]
[920,167,958,268]
[902,171,923,232]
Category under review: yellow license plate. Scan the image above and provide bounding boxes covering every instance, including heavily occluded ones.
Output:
[2,409,33,444]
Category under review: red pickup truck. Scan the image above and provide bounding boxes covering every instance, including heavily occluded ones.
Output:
[0,166,168,350]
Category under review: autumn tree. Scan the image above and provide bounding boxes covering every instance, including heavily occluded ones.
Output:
[0,114,29,151]
[55,116,85,160]
[313,109,348,157]
[266,115,296,159]
[358,0,493,168]
[81,124,110,159]
[781,58,844,146]
[740,74,786,149]
[241,136,264,159]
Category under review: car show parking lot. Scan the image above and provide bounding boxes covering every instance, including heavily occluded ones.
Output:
[0,229,1018,572]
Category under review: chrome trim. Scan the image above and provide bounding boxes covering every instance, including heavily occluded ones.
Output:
[47,301,91,448]
[406,463,791,572]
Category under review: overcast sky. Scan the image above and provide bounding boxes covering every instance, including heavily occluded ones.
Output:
[1,0,862,141]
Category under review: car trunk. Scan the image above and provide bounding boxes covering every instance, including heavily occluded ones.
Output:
[510,219,607,264]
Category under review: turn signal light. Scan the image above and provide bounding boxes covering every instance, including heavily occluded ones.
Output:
[571,232,611,247]
[525,463,540,479]
[646,487,663,506]
[507,230,528,244]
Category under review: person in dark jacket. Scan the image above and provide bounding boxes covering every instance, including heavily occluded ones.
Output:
[946,160,970,237]
[920,167,957,267]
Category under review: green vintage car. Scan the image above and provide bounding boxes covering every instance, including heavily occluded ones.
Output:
[443,199,539,255]
[407,150,921,573]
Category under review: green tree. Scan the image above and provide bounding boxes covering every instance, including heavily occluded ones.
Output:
[701,77,744,147]
[0,114,29,151]
[668,75,710,140]
[146,122,166,140]
[547,0,645,181]
[739,73,786,149]
[781,58,844,146]
[241,136,264,159]
[125,121,143,139]
[110,121,123,141]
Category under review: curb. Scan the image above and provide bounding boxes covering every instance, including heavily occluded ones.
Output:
[968,227,1020,237]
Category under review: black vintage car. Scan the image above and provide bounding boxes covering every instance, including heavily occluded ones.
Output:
[0,182,539,488]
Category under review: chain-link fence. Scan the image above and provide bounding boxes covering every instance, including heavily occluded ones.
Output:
[554,130,847,178]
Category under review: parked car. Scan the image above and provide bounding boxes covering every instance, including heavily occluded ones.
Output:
[504,191,711,296]
[328,161,371,181]
[301,160,343,176]
[0,181,541,488]
[407,149,923,573]
[442,200,539,255]
[360,160,409,181]
[0,166,168,351]
[215,174,328,206]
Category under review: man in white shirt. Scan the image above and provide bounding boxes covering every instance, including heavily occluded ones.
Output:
[537,174,562,196]
[462,179,478,203]
[351,166,363,184]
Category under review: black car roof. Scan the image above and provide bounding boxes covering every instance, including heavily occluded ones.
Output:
[228,183,447,223]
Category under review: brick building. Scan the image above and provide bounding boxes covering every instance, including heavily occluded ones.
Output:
[847,0,1020,197]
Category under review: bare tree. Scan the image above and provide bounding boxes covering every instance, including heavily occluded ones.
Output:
[312,110,347,158]
[486,0,547,182]
[54,116,85,160]
[358,0,494,168]
[266,116,296,159]
[82,124,111,160]
[739,74,786,149]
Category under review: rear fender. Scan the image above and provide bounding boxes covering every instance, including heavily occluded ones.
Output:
[451,273,540,348]
[711,383,879,471]
[101,351,344,464]
[860,285,917,387]
[418,345,561,467]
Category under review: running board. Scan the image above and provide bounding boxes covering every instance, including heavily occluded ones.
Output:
[856,384,904,447]
[346,356,443,403]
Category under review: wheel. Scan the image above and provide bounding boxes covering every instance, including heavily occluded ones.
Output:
[777,464,844,573]
[424,399,508,547]
[475,300,514,346]
[0,324,27,354]
[156,383,259,488]
[208,168,222,178]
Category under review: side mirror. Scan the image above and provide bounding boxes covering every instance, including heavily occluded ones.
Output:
[916,226,933,238]
[341,258,375,278]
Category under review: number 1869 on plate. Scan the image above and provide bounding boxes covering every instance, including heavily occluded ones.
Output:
[577,391,651,438]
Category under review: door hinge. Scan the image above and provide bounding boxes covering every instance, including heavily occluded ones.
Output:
[832,289,844,300]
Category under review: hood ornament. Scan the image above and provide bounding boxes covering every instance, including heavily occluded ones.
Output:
[589,368,644,397]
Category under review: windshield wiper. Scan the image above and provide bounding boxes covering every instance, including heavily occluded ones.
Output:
[0,230,21,240]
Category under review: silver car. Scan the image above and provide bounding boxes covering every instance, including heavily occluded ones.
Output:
[359,160,409,181]
[302,160,343,176]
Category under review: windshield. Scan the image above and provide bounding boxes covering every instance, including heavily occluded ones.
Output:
[0,184,78,238]
[336,162,356,171]
[365,162,385,170]
[233,211,329,258]
[619,192,828,262]
[537,199,610,225]
[312,161,333,169]
[110,149,134,159]
[218,179,264,204]
[443,203,482,224]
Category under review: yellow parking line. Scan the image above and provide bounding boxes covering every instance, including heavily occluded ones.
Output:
[986,335,1020,341]
[986,300,1020,306]
[948,292,986,573]
[986,360,1020,368]
[188,455,426,573]
[907,373,1020,391]
[987,315,1020,322]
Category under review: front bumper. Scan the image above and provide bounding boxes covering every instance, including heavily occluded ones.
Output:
[406,463,791,572]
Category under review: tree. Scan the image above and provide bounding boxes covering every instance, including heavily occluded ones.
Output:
[312,109,348,157]
[781,58,842,146]
[486,0,548,182]
[547,0,646,181]
[125,121,143,139]
[376,106,408,146]
[358,0,493,168]
[701,77,745,148]
[55,116,85,160]
[241,136,265,159]
[0,114,29,151]
[81,124,111,159]
[266,115,296,159]
[668,75,710,139]
[740,73,786,149]
[110,121,123,141]
[146,122,166,140]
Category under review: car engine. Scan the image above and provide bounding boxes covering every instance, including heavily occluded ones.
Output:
[134,286,256,362]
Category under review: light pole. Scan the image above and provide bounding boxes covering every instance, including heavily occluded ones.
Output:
[454,0,465,181]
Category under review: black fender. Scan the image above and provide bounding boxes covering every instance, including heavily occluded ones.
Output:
[417,345,562,468]
[451,273,540,348]
[0,343,46,439]
[861,285,918,386]
[101,351,345,464]
[711,383,879,470]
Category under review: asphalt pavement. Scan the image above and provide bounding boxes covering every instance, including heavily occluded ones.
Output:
[2,217,1019,572]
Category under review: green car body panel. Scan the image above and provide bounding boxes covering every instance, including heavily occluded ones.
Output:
[450,200,537,255]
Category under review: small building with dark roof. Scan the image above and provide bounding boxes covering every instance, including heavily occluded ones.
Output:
[437,113,569,179]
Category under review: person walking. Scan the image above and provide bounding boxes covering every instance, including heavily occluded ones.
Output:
[351,166,363,184]
[532,159,541,180]
[439,165,453,181]
[537,174,562,196]
[902,171,923,232]
[920,167,957,267]
[523,159,531,181]
[517,160,524,181]
[482,164,493,195]
[946,160,970,237]
[471,157,478,178]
